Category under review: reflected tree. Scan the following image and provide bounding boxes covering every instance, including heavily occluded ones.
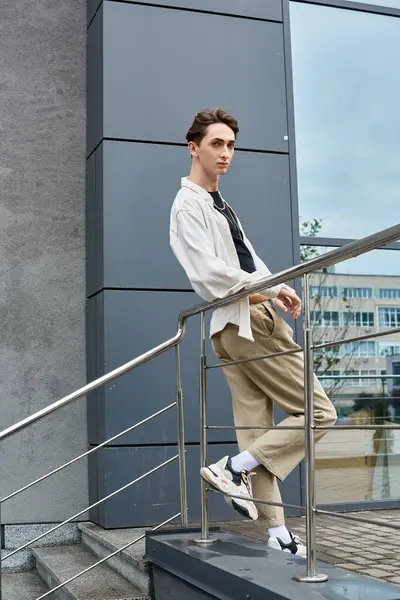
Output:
[300,218,363,396]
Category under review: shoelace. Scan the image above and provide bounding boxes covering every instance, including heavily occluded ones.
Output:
[291,533,305,546]
[241,471,257,496]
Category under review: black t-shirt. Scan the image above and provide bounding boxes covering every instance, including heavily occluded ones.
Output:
[209,191,256,274]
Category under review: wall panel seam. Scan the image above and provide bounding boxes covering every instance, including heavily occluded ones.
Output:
[96,0,283,24]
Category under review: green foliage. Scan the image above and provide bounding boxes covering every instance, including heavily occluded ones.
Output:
[300,218,323,262]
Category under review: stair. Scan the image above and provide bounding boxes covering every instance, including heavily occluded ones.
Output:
[3,572,49,600]
[33,544,150,600]
[78,522,150,594]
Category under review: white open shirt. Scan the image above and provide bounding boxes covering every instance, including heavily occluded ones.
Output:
[170,177,284,341]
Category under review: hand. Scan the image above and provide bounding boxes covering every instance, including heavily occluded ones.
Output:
[274,285,302,319]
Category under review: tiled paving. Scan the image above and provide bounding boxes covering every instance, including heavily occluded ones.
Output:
[220,509,400,586]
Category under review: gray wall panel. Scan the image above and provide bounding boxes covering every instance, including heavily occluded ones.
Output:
[88,0,282,24]
[103,2,288,151]
[87,290,236,446]
[89,444,301,527]
[86,152,98,296]
[103,0,282,21]
[86,0,303,521]
[86,144,105,295]
[88,0,102,24]
[0,0,87,524]
[87,4,103,153]
[87,141,293,295]
[87,293,106,445]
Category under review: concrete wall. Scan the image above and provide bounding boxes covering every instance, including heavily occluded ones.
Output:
[86,0,302,527]
[0,0,88,523]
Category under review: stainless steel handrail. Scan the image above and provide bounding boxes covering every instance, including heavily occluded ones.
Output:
[178,222,400,321]
[0,223,398,444]
[0,331,185,442]
[0,222,399,594]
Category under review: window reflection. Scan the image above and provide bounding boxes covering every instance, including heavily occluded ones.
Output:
[301,246,400,502]
[290,3,400,239]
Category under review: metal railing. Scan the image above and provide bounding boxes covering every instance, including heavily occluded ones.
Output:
[0,369,189,598]
[0,222,399,596]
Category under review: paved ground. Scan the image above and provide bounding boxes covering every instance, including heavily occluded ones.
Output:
[220,509,400,586]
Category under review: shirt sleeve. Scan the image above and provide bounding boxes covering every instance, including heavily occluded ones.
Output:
[170,208,281,302]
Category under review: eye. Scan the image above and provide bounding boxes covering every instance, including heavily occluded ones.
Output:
[212,141,219,146]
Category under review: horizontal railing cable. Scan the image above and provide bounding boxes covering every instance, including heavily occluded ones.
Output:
[207,328,400,371]
[0,403,176,504]
[2,455,178,561]
[208,424,400,431]
[206,347,303,369]
[316,424,400,430]
[207,487,306,512]
[35,512,181,600]
[310,326,400,351]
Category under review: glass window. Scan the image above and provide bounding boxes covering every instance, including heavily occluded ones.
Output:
[380,288,400,299]
[379,307,400,327]
[361,369,377,387]
[310,285,337,298]
[342,288,372,299]
[379,342,400,356]
[312,310,340,327]
[303,247,400,504]
[342,312,374,328]
[290,3,400,239]
[318,369,341,388]
[340,341,376,358]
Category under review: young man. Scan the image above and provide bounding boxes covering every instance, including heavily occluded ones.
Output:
[170,108,336,556]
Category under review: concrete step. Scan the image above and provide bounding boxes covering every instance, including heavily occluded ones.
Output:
[2,571,49,600]
[1,523,81,572]
[33,545,150,600]
[78,522,150,593]
[1,548,35,572]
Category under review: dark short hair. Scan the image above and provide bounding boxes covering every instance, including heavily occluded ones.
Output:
[186,108,239,145]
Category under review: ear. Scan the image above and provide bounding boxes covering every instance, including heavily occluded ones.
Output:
[188,141,198,159]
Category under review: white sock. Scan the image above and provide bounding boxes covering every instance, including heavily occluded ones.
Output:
[230,450,260,473]
[268,525,291,544]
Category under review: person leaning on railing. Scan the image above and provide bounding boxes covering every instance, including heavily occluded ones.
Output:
[169,108,337,557]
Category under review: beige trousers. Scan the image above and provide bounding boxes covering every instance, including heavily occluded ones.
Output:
[211,301,337,527]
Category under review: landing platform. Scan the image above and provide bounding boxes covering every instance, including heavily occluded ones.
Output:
[146,529,400,600]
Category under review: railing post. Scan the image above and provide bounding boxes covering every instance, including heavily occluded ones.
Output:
[176,345,188,527]
[296,274,328,583]
[195,311,216,544]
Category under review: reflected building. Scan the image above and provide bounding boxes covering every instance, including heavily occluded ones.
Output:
[310,269,400,404]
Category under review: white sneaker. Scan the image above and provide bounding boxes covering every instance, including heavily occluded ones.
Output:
[200,456,258,520]
[267,532,307,557]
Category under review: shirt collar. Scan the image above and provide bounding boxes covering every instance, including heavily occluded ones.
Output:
[181,177,214,205]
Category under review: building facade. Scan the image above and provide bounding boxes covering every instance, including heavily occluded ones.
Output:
[310,271,400,397]
[0,0,399,533]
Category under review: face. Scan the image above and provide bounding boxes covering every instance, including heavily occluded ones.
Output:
[189,123,235,177]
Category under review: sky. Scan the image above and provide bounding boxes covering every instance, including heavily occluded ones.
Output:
[290,2,400,275]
